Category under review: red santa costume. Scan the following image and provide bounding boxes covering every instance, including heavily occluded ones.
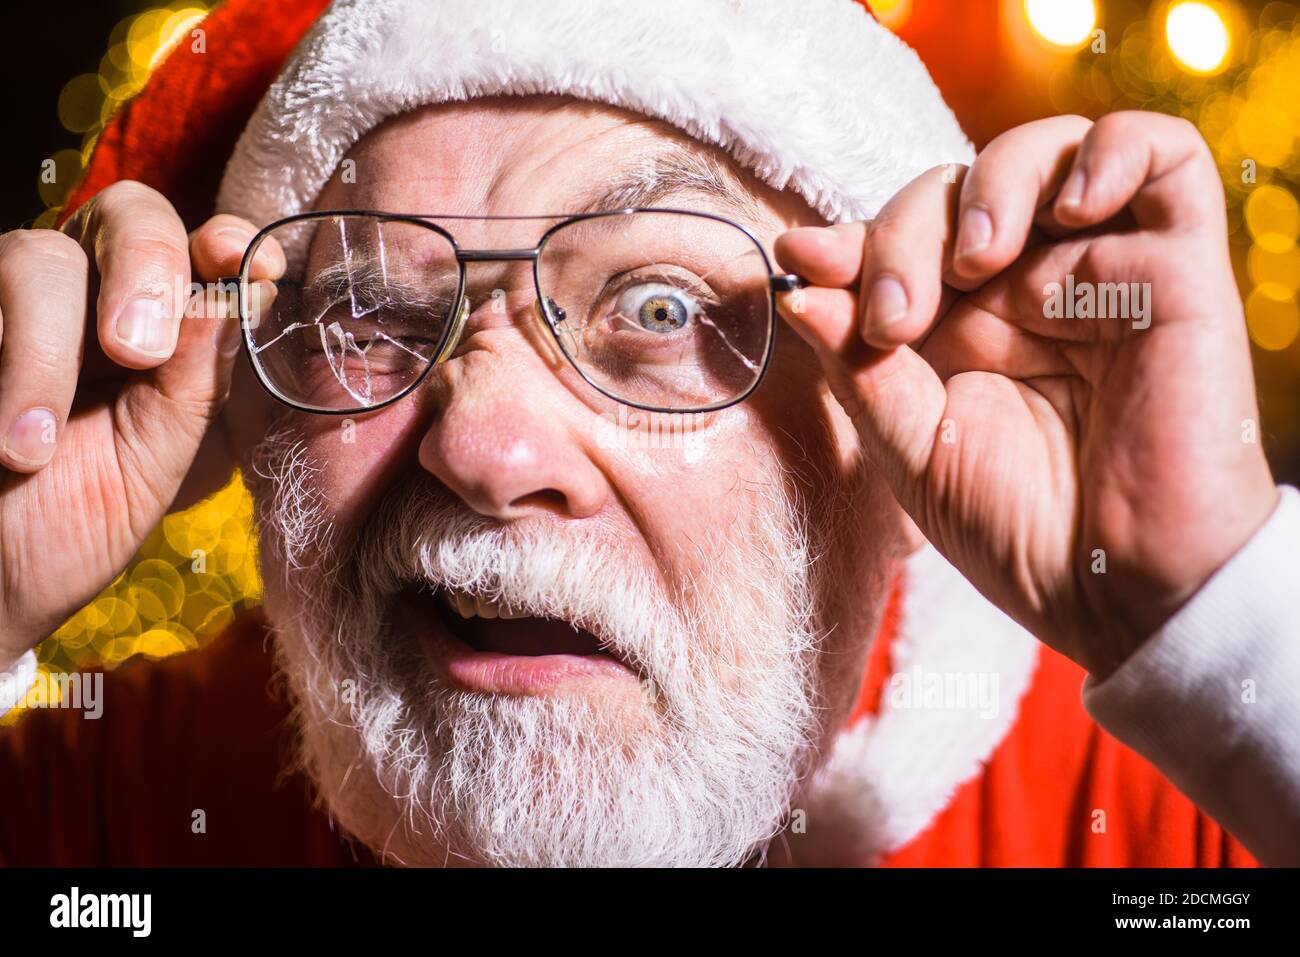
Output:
[0,0,1275,866]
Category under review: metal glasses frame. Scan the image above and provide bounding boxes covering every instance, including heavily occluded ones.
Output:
[227,207,807,416]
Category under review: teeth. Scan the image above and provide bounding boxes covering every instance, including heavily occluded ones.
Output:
[442,588,527,620]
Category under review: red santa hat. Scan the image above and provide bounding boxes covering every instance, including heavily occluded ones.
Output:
[63,0,1039,864]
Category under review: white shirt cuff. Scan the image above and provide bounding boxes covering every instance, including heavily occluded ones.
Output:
[1082,485,1300,865]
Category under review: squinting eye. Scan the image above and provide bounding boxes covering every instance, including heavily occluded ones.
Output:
[616,283,699,333]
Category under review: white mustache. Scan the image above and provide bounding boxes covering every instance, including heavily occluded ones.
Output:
[252,429,668,671]
[353,491,681,689]
[255,433,822,695]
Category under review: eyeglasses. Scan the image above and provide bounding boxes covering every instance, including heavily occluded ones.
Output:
[229,208,805,415]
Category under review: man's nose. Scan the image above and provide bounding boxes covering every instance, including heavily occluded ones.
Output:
[415,300,610,522]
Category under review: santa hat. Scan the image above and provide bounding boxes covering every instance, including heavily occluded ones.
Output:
[63,0,1037,864]
[214,0,975,226]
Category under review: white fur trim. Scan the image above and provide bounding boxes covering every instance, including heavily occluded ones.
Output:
[217,0,974,226]
[804,544,1041,863]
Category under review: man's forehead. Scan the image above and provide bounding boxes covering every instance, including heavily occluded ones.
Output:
[319,96,766,222]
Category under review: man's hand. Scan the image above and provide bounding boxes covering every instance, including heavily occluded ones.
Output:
[775,112,1279,677]
[0,182,281,669]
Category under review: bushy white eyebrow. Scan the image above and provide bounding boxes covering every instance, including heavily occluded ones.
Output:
[577,150,765,222]
[302,255,455,316]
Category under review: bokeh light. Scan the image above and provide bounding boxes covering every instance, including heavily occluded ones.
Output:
[1026,0,1098,47]
[3,472,259,723]
[1246,183,1300,251]
[872,0,913,29]
[1247,283,1300,349]
[35,1,210,227]
[1166,1,1233,73]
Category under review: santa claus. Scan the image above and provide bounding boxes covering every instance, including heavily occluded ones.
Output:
[0,0,1296,867]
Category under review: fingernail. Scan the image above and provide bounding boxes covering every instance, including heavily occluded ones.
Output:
[1058,168,1088,208]
[213,226,256,258]
[3,408,58,468]
[213,226,255,243]
[867,277,909,330]
[216,315,243,357]
[956,206,993,258]
[116,297,174,356]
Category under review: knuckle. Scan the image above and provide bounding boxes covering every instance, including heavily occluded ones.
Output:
[1168,115,1209,152]
[24,346,70,380]
[982,115,1091,160]
[111,235,188,268]
[0,229,87,283]
[1088,111,1131,142]
[2,337,75,388]
[97,236,190,288]
[95,179,166,213]
[1092,109,1169,146]
[1054,113,1094,131]
[866,213,907,247]
[0,227,86,266]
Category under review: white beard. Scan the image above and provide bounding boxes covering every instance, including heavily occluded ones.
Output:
[250,428,833,867]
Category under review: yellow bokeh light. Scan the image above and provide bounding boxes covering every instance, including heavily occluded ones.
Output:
[1248,240,1300,292]
[1234,98,1294,169]
[1025,0,1097,48]
[151,8,207,69]
[36,149,85,209]
[1165,2,1231,74]
[57,74,105,134]
[1246,184,1300,252]
[1246,283,1300,351]
[126,9,173,69]
[871,0,912,29]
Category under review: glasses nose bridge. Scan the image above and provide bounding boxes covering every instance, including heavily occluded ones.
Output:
[455,246,540,263]
[437,248,564,367]
[452,247,546,322]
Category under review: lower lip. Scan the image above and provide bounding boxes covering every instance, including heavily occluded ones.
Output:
[395,594,639,696]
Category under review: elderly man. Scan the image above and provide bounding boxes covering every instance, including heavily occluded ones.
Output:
[0,0,1297,868]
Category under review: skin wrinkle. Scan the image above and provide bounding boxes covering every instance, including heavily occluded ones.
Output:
[243,96,899,867]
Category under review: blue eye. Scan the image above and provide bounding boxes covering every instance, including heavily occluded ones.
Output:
[617,283,699,333]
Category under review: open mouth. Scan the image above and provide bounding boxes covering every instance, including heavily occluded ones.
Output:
[395,583,640,695]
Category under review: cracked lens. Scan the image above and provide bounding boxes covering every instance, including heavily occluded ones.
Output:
[248,216,460,411]
[247,211,774,413]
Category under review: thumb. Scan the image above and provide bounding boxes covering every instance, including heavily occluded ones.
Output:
[158,215,284,418]
[112,217,283,496]
[774,234,948,494]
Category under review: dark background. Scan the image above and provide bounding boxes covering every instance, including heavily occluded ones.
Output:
[1,3,141,230]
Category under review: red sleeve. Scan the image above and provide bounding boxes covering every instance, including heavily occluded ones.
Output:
[883,647,1261,867]
[0,614,373,866]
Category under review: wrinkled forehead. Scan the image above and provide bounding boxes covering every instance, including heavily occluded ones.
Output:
[311,96,777,242]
